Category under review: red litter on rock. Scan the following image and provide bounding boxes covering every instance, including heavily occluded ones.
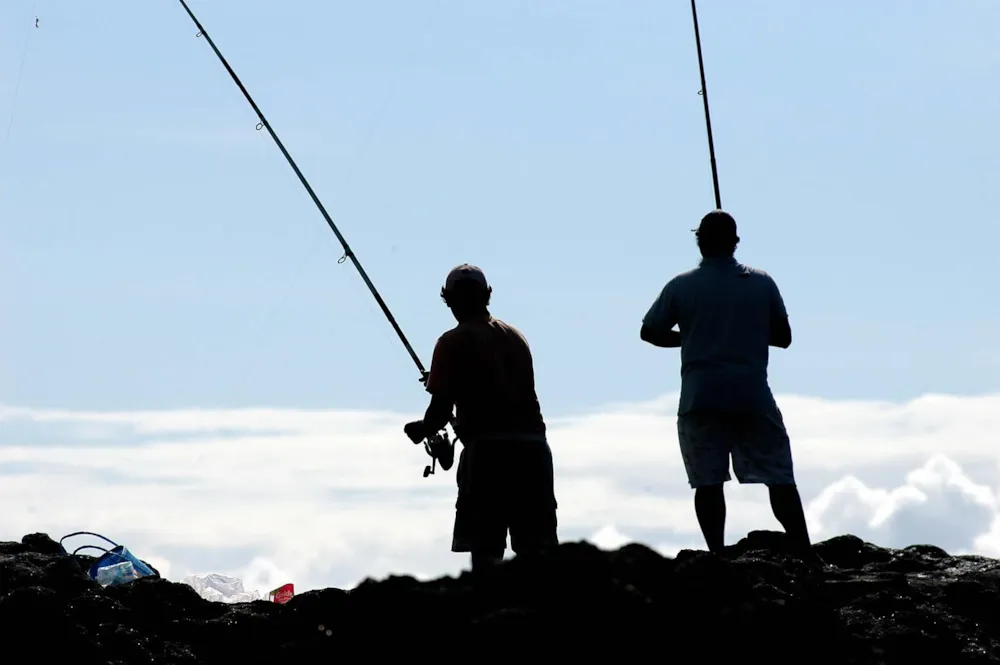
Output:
[269,583,294,604]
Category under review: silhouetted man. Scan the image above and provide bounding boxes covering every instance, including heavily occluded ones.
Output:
[640,211,812,556]
[404,264,558,572]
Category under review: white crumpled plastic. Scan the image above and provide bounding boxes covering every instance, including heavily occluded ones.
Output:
[182,573,262,603]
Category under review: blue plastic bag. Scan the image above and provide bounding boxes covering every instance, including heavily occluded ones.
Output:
[59,531,159,583]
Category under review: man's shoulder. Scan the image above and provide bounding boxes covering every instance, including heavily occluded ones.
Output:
[669,260,779,298]
[489,317,532,345]
[662,267,699,294]
[737,261,770,276]
[439,323,464,339]
[443,317,526,339]
[736,262,779,287]
[437,318,531,358]
[490,316,520,331]
[672,267,700,281]
[434,325,466,352]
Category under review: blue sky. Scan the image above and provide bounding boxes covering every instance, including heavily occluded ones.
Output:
[2,0,999,416]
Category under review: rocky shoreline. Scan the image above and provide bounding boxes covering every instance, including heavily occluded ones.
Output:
[2,530,999,663]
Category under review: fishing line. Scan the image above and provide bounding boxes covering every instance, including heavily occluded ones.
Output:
[690,0,722,209]
[228,1,441,393]
[176,0,424,374]
[175,0,456,477]
[2,2,38,148]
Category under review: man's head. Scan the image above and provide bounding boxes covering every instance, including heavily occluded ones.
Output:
[440,263,492,321]
[692,209,740,258]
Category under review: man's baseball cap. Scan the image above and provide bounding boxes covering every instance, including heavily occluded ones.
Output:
[443,263,489,292]
[692,209,738,238]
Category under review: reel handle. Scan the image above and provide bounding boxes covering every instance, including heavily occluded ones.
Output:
[415,430,454,478]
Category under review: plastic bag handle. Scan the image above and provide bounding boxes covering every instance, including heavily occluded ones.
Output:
[59,531,120,549]
[72,545,110,556]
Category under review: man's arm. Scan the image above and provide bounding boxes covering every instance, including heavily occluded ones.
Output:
[640,281,682,348]
[418,393,453,438]
[767,276,792,349]
[404,336,456,443]
[640,324,682,348]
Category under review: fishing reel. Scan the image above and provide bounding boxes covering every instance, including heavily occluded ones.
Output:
[416,430,456,478]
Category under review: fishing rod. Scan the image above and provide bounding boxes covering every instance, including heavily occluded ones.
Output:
[690,0,722,209]
[175,0,454,478]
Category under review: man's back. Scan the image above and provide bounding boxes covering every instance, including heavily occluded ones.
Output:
[430,316,546,441]
[649,257,787,415]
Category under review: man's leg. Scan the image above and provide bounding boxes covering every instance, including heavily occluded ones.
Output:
[768,484,811,550]
[677,412,733,554]
[731,411,813,550]
[470,550,504,572]
[694,484,726,554]
[452,444,508,573]
[508,439,559,560]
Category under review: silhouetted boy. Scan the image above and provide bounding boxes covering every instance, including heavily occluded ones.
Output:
[404,264,558,572]
[640,211,812,555]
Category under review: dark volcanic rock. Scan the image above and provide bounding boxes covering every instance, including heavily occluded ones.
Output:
[2,531,999,663]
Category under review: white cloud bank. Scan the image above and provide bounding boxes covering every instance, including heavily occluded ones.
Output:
[2,391,1000,595]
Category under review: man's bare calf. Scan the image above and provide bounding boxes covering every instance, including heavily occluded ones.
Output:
[694,483,812,555]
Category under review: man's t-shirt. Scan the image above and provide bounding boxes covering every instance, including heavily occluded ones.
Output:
[425,316,546,442]
[642,256,788,416]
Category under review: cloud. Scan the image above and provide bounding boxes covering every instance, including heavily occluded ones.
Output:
[806,454,998,555]
[2,391,1000,595]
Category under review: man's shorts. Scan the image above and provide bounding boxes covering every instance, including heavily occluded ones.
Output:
[675,409,796,488]
[451,438,559,556]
